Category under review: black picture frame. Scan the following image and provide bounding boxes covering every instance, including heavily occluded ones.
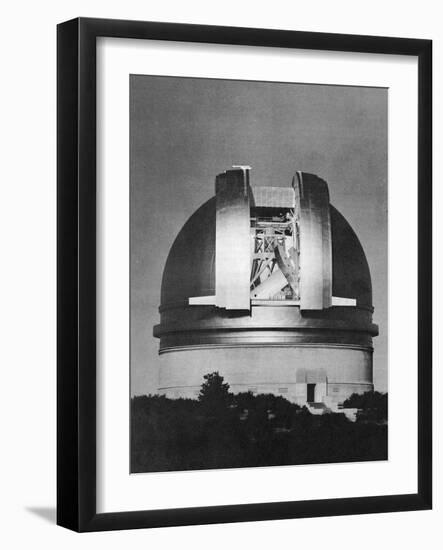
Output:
[57,17,432,532]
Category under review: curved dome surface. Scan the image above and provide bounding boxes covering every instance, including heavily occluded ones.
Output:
[160,199,373,310]
[330,205,372,309]
[160,198,215,308]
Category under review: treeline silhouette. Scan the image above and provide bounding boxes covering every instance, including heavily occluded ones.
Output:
[131,372,387,473]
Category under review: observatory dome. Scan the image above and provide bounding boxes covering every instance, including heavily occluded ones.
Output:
[153,168,378,407]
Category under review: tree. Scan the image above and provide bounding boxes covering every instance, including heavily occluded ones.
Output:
[343,391,388,423]
[198,372,232,414]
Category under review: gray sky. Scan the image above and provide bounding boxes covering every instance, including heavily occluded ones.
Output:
[130,75,387,396]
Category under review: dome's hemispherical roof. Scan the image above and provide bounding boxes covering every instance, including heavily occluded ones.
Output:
[160,199,373,310]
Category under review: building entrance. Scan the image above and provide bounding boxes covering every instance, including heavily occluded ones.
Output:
[307,383,316,403]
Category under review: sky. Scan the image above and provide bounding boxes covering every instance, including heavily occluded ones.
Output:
[130,75,388,396]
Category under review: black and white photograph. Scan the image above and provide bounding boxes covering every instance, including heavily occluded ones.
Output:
[130,75,388,473]
[0,2,435,544]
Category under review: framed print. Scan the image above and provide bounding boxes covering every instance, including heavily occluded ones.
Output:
[57,17,432,532]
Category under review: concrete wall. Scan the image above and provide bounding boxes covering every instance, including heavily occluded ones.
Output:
[158,346,373,405]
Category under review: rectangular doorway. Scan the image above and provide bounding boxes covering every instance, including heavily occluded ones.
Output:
[307,383,316,402]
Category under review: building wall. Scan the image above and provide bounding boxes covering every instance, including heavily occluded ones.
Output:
[158,346,373,405]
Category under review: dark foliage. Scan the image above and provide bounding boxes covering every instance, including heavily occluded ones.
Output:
[343,390,388,423]
[131,375,388,473]
[198,371,233,414]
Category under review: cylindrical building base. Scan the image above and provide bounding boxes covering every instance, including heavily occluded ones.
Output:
[158,346,373,406]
